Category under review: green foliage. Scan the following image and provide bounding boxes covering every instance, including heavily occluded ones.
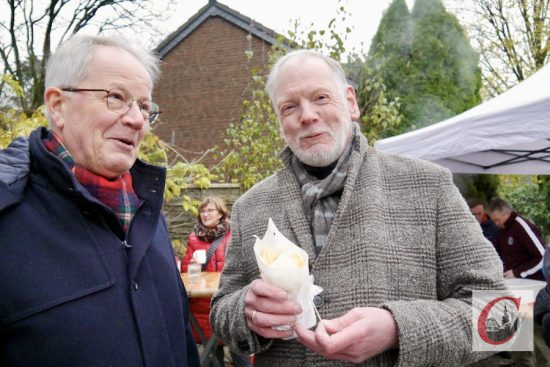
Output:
[348,55,404,141]
[408,0,481,128]
[499,175,550,240]
[0,107,48,148]
[368,0,412,106]
[212,46,285,191]
[367,0,413,136]
[368,0,481,132]
[0,76,48,147]
[463,174,500,204]
[1,74,25,100]
[369,0,412,57]
[172,239,186,258]
[287,4,352,62]
[138,131,214,216]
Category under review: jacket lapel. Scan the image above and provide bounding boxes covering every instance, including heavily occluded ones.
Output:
[127,162,167,280]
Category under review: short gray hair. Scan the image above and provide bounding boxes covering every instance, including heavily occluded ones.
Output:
[44,34,160,123]
[265,49,348,110]
[487,197,513,214]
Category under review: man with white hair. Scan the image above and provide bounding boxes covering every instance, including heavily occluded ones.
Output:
[210,49,504,366]
[0,35,199,366]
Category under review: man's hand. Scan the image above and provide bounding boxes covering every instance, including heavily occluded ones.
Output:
[244,279,302,339]
[504,270,516,279]
[293,307,398,364]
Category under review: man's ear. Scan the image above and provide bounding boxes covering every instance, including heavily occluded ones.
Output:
[346,86,360,121]
[44,87,65,129]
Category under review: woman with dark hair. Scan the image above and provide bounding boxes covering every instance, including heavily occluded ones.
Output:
[181,196,251,367]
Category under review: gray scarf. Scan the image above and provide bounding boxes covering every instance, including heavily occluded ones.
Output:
[291,123,360,253]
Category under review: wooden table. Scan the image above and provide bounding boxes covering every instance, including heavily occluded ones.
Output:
[181,271,222,367]
[181,272,221,298]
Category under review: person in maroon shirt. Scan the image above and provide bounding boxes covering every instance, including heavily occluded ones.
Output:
[487,197,546,280]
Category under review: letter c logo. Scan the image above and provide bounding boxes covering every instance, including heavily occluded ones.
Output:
[477,296,521,345]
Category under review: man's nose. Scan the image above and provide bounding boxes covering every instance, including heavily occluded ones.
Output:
[122,101,146,129]
[299,101,318,124]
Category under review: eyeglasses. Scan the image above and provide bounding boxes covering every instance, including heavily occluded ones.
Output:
[61,88,161,125]
[200,208,218,215]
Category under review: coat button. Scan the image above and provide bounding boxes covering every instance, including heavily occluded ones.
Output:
[313,295,324,308]
[133,282,139,291]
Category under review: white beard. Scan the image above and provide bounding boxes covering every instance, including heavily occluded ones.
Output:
[287,122,352,167]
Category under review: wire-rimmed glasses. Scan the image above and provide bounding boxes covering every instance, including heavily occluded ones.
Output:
[61,88,161,125]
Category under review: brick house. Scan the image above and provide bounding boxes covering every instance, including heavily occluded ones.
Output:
[153,0,286,164]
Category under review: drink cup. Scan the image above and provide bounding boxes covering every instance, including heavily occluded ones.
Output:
[188,263,201,283]
[193,249,207,264]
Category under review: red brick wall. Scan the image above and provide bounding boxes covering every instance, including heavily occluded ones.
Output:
[153,17,273,164]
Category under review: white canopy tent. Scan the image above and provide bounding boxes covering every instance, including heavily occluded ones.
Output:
[374,64,550,174]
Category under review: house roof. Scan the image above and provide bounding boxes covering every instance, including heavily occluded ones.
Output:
[155,0,288,58]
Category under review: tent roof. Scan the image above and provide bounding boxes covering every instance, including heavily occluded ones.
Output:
[374,65,550,174]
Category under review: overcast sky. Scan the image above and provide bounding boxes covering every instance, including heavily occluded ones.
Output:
[0,0,442,58]
[146,0,417,53]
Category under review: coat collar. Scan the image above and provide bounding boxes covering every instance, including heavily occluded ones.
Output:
[27,127,167,279]
[503,211,518,230]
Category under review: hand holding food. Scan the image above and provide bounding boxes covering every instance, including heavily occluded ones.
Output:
[253,218,322,331]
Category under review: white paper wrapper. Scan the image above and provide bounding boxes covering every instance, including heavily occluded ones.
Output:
[253,218,323,334]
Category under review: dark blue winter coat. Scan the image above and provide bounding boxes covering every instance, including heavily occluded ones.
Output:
[0,127,199,366]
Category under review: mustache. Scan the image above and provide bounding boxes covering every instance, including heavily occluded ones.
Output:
[297,129,331,140]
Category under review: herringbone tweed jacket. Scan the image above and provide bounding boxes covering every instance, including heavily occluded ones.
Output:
[211,133,504,367]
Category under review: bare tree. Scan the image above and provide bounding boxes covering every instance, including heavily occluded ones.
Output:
[0,0,171,112]
[446,0,550,97]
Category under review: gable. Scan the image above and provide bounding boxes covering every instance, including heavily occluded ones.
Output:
[156,1,283,59]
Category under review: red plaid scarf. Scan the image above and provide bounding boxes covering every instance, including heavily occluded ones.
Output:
[42,131,142,233]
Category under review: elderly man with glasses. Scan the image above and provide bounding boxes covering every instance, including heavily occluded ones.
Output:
[0,35,199,366]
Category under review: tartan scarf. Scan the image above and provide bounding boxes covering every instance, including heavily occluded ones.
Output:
[42,131,141,233]
[291,123,360,253]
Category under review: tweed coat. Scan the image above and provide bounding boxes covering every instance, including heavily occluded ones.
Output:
[210,132,504,367]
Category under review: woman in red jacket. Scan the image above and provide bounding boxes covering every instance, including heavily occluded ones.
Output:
[181,196,251,367]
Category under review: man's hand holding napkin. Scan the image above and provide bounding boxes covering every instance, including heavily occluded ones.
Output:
[244,219,322,340]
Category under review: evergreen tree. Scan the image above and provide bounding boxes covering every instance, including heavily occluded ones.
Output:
[407,0,481,129]
[463,174,500,205]
[368,0,481,132]
[367,0,412,136]
[369,0,412,57]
